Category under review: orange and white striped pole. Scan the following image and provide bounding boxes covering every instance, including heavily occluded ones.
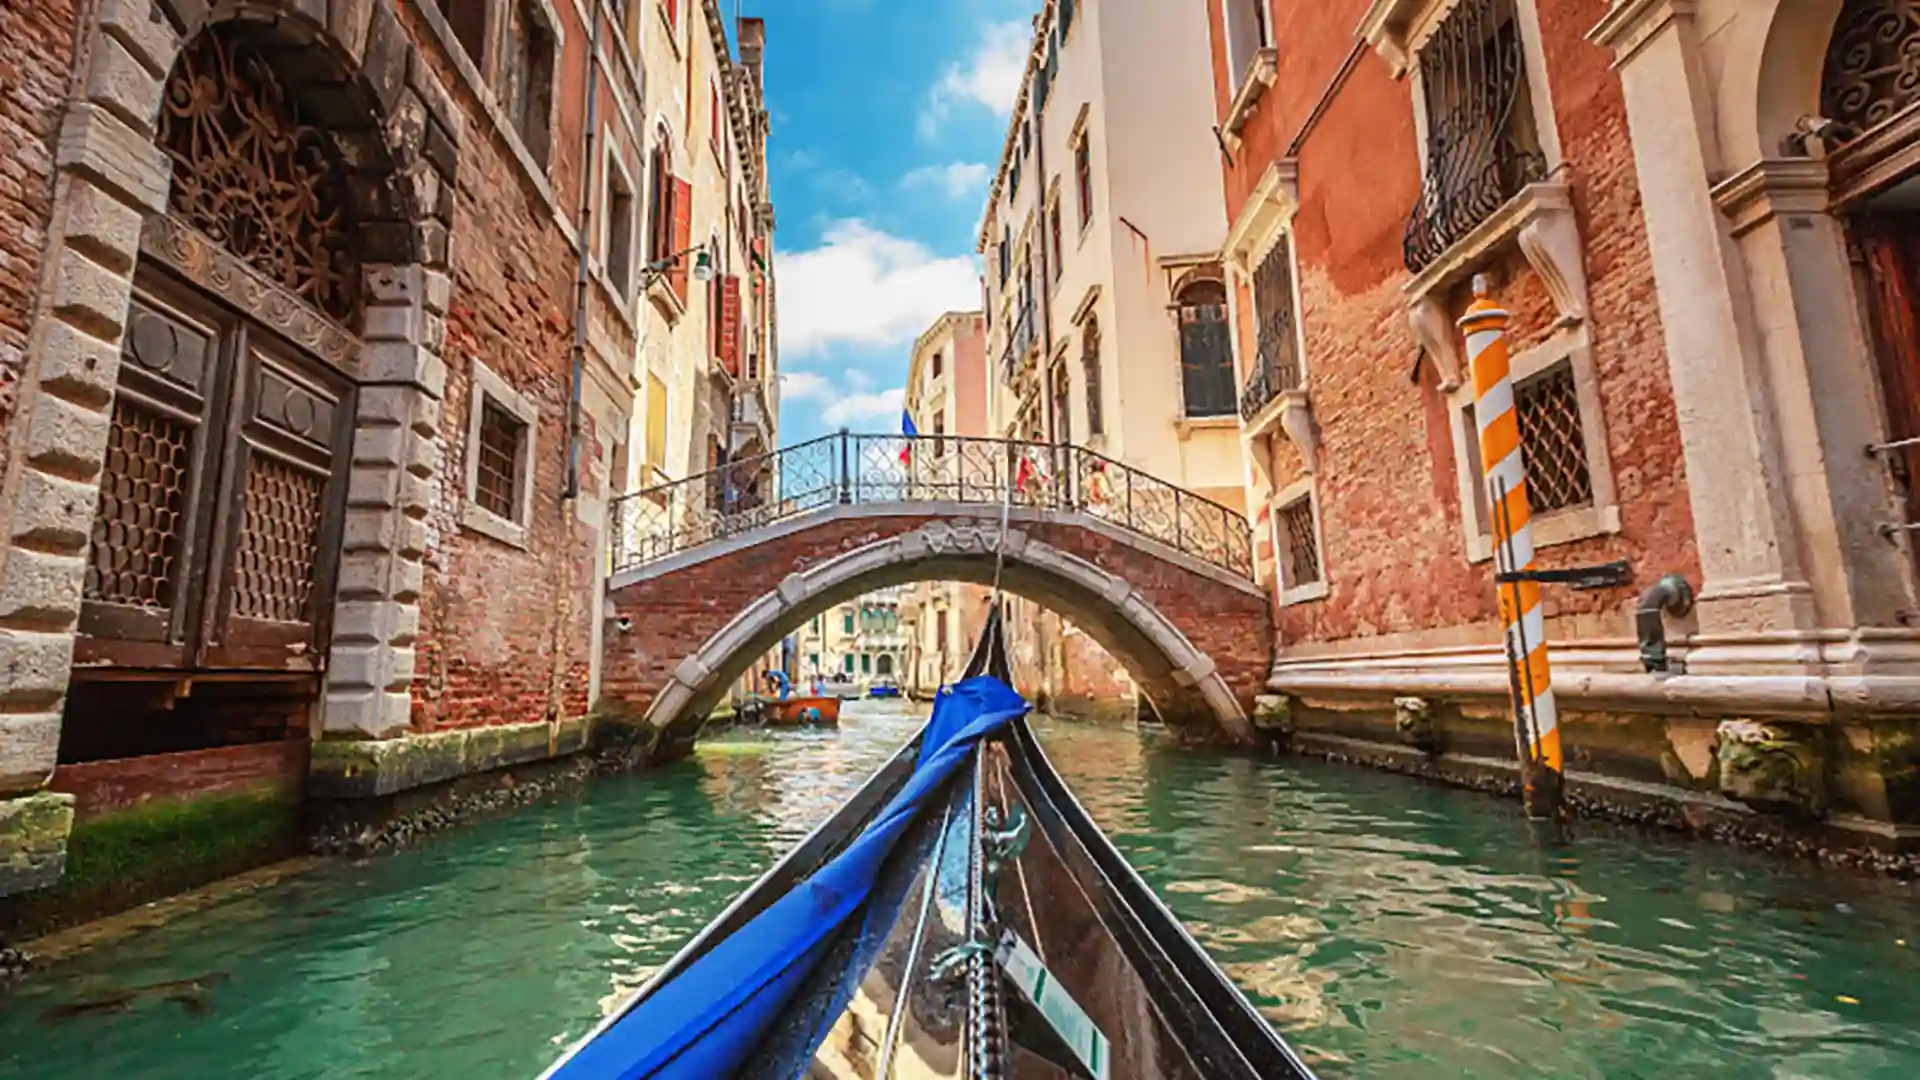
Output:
[1461,274,1563,820]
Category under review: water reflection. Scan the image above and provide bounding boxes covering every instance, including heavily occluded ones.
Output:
[0,703,1915,1080]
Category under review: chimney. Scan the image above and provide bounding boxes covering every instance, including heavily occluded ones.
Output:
[738,17,766,87]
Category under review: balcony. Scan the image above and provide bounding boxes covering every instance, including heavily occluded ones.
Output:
[1238,311,1300,426]
[1239,310,1317,475]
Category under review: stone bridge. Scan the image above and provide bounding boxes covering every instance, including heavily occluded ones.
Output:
[597,434,1273,747]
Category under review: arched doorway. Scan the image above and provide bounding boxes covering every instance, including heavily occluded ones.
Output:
[874,653,894,678]
[63,21,417,760]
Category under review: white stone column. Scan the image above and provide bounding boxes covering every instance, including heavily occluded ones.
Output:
[1589,0,1820,653]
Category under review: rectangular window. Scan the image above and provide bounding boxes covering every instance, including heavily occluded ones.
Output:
[861,653,872,675]
[463,360,538,546]
[475,402,522,519]
[1405,0,1545,272]
[937,610,949,652]
[437,0,488,66]
[1177,280,1236,418]
[844,654,856,674]
[1225,0,1271,93]
[1241,238,1300,419]
[932,412,945,458]
[1049,201,1064,282]
[504,0,555,168]
[606,164,637,298]
[710,81,722,154]
[931,351,943,379]
[1276,496,1322,589]
[843,612,854,634]
[809,652,819,670]
[1074,139,1093,229]
[645,373,668,470]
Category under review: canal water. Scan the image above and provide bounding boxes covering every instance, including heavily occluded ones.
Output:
[5,702,1920,1079]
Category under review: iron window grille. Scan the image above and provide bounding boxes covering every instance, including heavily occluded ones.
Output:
[475,400,526,521]
[1513,363,1594,514]
[1278,497,1322,588]
[1403,0,1546,273]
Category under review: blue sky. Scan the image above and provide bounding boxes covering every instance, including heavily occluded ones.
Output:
[749,0,1036,444]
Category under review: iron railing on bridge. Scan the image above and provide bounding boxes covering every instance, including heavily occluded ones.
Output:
[609,432,1255,579]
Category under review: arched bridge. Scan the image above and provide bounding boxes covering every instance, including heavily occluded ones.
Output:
[597,434,1272,748]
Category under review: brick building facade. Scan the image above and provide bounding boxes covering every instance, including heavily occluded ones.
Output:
[1208,0,1920,847]
[0,0,776,906]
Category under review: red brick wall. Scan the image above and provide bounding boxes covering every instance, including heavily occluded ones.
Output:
[1213,0,1697,649]
[601,515,1272,730]
[0,0,78,482]
[51,740,307,821]
[406,21,599,732]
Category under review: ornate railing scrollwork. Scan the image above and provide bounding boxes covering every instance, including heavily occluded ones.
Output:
[1402,0,1547,274]
[609,433,1255,581]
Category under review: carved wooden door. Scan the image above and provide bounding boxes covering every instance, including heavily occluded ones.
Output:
[77,269,354,674]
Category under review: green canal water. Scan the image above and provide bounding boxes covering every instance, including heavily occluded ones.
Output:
[5,702,1920,1079]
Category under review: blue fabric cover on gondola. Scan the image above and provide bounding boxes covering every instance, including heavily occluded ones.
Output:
[549,676,1029,1080]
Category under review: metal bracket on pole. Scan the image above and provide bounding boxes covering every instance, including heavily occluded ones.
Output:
[1494,559,1632,591]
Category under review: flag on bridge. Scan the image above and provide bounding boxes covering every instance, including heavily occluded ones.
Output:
[899,409,918,466]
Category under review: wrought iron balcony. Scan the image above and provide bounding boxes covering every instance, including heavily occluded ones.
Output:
[1239,312,1302,423]
[1400,0,1548,273]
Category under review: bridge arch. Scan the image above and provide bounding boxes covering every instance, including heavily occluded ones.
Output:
[599,510,1274,750]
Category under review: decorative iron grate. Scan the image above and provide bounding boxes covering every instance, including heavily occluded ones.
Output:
[158,28,361,324]
[475,400,523,520]
[234,455,325,623]
[1277,497,1321,587]
[87,400,192,609]
[1822,0,1920,144]
[1403,0,1546,273]
[1515,364,1593,514]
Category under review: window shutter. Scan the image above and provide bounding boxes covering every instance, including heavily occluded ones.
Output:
[668,177,693,304]
[721,274,742,377]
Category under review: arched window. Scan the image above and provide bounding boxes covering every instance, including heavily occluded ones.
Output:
[1081,318,1104,436]
[647,134,673,263]
[1176,280,1235,418]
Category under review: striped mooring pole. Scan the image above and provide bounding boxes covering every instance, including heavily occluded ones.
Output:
[1461,275,1564,821]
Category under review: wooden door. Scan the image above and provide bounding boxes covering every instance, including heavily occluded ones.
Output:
[76,269,354,674]
[1856,213,1920,570]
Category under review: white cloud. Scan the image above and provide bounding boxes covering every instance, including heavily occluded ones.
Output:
[921,20,1031,137]
[902,161,992,200]
[776,220,981,359]
[780,371,832,400]
[824,387,907,428]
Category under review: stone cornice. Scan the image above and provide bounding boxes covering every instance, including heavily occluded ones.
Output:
[1356,0,1452,77]
[1711,158,1832,237]
[1222,48,1278,138]
[1224,158,1299,269]
[1587,0,1698,68]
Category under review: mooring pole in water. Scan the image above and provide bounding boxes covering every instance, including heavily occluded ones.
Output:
[1461,275,1564,822]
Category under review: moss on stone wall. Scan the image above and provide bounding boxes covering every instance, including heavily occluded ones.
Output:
[1,790,296,940]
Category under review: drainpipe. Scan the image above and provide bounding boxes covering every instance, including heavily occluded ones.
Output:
[565,0,609,500]
[1636,574,1695,673]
